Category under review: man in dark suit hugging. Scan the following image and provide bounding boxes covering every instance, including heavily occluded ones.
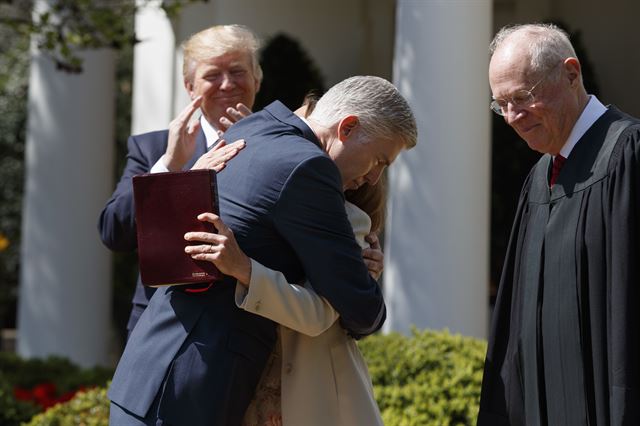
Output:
[108,75,418,425]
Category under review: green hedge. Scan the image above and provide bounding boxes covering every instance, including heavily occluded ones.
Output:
[21,328,486,425]
[26,386,110,426]
[359,328,486,426]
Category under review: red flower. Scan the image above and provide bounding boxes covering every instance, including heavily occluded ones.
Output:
[32,382,56,401]
[13,386,32,401]
[13,382,92,410]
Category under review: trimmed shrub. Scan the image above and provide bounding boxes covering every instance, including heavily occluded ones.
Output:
[20,328,486,425]
[358,328,487,426]
[25,385,110,426]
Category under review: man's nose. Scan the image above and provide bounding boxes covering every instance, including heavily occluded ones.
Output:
[219,73,235,90]
[505,102,525,124]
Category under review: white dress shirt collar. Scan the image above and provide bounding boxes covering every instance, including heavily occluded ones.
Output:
[558,95,607,159]
[200,115,220,149]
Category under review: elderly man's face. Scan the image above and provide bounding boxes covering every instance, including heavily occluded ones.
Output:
[185,50,260,127]
[489,46,578,155]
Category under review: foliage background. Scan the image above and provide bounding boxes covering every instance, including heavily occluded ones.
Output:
[0,352,112,426]
[9,329,486,426]
[0,4,30,331]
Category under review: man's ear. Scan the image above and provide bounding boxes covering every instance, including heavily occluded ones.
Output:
[564,57,582,87]
[337,115,359,142]
[184,79,195,99]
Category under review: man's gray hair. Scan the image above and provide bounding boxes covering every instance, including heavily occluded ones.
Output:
[490,23,578,78]
[182,24,262,84]
[309,76,417,148]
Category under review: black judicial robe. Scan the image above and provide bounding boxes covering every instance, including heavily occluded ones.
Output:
[478,107,640,426]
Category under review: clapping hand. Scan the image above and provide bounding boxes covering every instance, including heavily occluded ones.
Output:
[163,96,204,171]
[217,103,252,137]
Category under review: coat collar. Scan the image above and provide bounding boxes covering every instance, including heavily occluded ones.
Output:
[264,101,322,148]
[531,107,631,202]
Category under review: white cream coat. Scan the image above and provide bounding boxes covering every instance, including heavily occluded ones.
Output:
[235,202,383,426]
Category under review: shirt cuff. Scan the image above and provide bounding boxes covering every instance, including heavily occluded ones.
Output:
[149,155,170,173]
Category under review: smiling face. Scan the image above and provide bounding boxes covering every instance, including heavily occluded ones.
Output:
[185,50,260,127]
[489,39,583,155]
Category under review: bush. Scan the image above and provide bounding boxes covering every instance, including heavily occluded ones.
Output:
[0,352,113,426]
[19,328,486,425]
[25,385,110,426]
[0,352,113,395]
[358,328,487,426]
[0,372,40,426]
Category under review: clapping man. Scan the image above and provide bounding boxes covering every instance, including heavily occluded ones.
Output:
[99,25,260,335]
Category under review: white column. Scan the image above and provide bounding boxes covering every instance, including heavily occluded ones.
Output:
[17,12,115,366]
[385,0,492,339]
[131,0,176,134]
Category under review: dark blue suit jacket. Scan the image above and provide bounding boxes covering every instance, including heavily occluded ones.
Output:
[98,129,207,330]
[108,102,386,426]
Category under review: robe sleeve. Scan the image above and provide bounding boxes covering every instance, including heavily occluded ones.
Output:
[478,168,536,425]
[607,125,640,424]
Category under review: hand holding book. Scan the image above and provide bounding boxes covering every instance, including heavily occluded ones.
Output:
[184,213,252,286]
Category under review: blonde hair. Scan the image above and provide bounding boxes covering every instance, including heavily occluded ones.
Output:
[182,25,262,84]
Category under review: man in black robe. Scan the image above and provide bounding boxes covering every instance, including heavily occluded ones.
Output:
[478,23,640,426]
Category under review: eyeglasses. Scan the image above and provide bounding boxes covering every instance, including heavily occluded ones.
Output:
[490,63,560,116]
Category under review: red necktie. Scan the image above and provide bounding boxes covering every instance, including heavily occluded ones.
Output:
[550,154,566,187]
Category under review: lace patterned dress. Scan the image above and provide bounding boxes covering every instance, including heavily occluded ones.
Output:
[242,329,282,426]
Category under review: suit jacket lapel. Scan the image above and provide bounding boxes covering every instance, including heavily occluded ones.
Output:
[183,129,207,170]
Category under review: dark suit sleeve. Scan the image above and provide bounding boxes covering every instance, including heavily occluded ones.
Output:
[271,155,386,338]
[98,135,151,251]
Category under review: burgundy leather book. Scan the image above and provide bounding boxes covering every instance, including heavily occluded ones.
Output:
[132,169,222,287]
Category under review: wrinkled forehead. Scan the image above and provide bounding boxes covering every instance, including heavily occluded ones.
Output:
[200,50,253,69]
[489,45,536,95]
[186,49,254,79]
